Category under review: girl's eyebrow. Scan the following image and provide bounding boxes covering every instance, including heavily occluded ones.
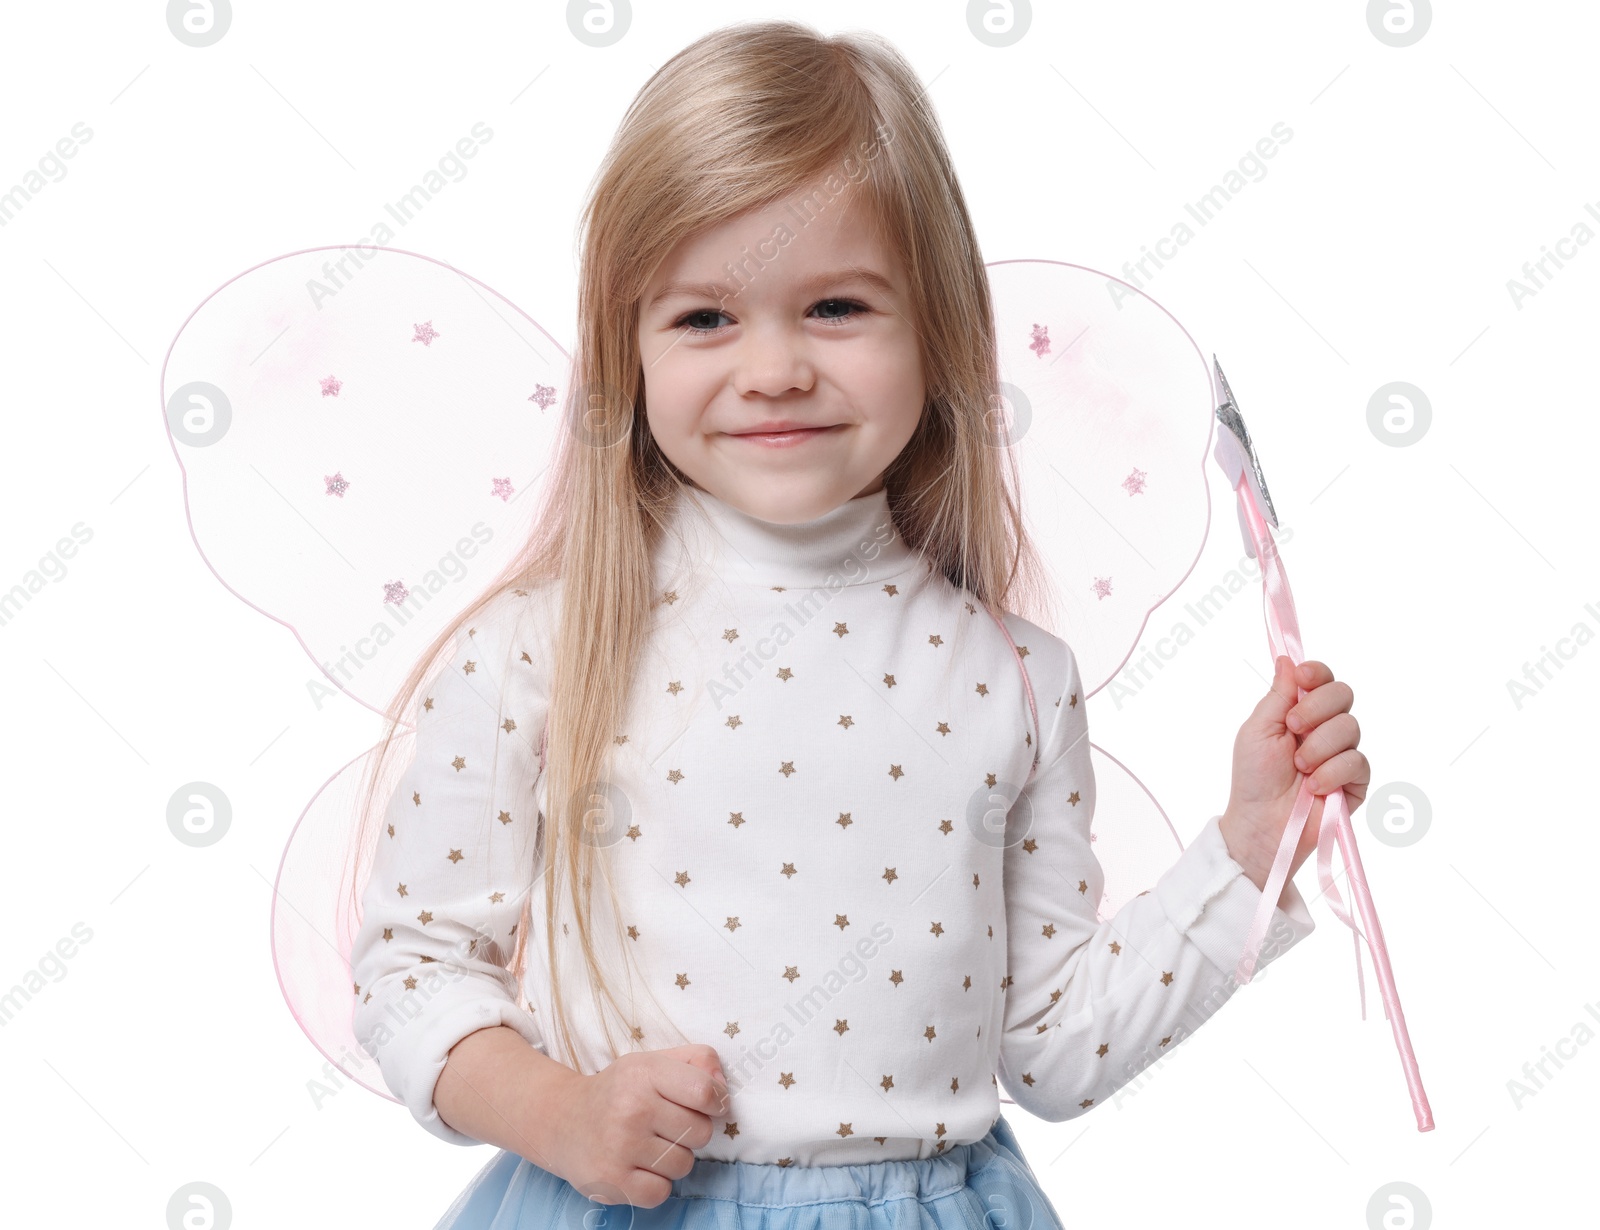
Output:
[646,267,897,310]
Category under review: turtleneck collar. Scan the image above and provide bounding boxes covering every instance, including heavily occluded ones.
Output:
[658,482,925,590]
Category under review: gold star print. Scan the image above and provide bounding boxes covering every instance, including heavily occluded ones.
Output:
[1021,1072,1035,1087]
[722,628,739,643]
[1021,838,1037,854]
[613,734,630,746]
[353,981,360,995]
[1161,971,1174,985]
[881,1074,895,1091]
[778,1072,796,1089]
[928,634,943,648]
[984,772,997,787]
[929,921,944,937]
[1108,940,1121,955]
[675,973,690,989]
[1015,644,1030,659]
[935,721,951,736]
[626,925,639,940]
[1069,691,1078,708]
[661,589,678,605]
[1049,988,1063,1004]
[1001,973,1012,989]
[381,927,393,941]
[462,659,477,675]
[833,622,849,637]
[667,680,683,695]
[725,715,743,731]
[834,1019,849,1036]
[631,1025,645,1042]
[725,917,741,932]
[962,974,971,990]
[422,697,434,712]
[938,818,953,834]
[782,965,800,982]
[396,883,408,898]
[777,1158,793,1167]
[780,862,797,878]
[964,600,976,614]
[725,1021,741,1038]
[1096,1043,1109,1057]
[418,910,433,925]
[388,823,397,838]
[777,667,793,681]
[1077,879,1088,894]
[501,717,517,734]
[837,1123,854,1138]
[1041,923,1056,939]
[779,761,796,777]
[675,871,691,887]
[837,812,853,829]
[882,868,898,885]
[1079,1098,1094,1109]
[626,824,642,841]
[934,1123,947,1138]
[498,810,513,825]
[834,914,850,930]
[883,583,899,596]
[950,1077,959,1093]
[411,791,421,807]
[890,970,903,987]
[667,769,684,784]
[975,682,988,697]
[924,1026,937,1042]
[837,714,854,730]
[403,975,418,991]
[883,673,896,688]
[451,756,466,772]
[888,764,903,780]
[363,991,371,1004]
[728,812,746,828]
[723,1122,740,1138]
[1068,790,1081,806]
[489,891,505,904]
[1160,1036,1172,1047]
[771,585,786,593]
[448,848,464,864]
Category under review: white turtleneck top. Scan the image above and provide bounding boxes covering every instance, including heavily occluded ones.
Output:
[351,483,1316,1165]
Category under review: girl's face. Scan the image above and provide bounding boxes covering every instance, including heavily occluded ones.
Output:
[636,173,926,525]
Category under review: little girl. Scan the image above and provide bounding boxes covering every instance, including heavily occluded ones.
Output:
[350,19,1368,1229]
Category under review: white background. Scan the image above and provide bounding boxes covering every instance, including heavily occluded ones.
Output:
[1,2,1593,1227]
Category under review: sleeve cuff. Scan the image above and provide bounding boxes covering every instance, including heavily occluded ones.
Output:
[1153,814,1316,981]
[366,974,548,1146]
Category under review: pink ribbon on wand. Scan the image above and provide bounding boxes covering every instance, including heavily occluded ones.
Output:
[1211,357,1435,1134]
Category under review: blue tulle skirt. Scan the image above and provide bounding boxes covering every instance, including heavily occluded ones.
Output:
[434,1113,1066,1230]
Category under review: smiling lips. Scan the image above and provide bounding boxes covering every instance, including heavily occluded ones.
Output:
[728,424,845,448]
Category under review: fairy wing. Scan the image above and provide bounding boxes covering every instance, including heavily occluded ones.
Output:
[988,260,1217,918]
[161,247,1216,1102]
[160,246,571,1100]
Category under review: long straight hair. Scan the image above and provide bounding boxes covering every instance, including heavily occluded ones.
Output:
[351,18,1055,1073]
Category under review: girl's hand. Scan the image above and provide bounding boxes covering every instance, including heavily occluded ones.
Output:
[1218,656,1370,898]
[544,1042,730,1209]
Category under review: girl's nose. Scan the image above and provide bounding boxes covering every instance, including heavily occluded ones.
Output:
[731,323,815,397]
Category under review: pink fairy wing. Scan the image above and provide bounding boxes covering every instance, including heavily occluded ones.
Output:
[987,260,1216,916]
[160,245,570,717]
[160,247,570,1098]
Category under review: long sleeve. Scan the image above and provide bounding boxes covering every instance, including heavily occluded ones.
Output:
[995,636,1316,1123]
[350,589,552,1145]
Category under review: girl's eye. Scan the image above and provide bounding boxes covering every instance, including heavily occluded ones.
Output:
[671,299,870,335]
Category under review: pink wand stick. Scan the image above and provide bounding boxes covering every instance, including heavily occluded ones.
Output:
[1210,357,1434,1133]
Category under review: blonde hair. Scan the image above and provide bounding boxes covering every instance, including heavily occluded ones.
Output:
[350,17,1056,1074]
